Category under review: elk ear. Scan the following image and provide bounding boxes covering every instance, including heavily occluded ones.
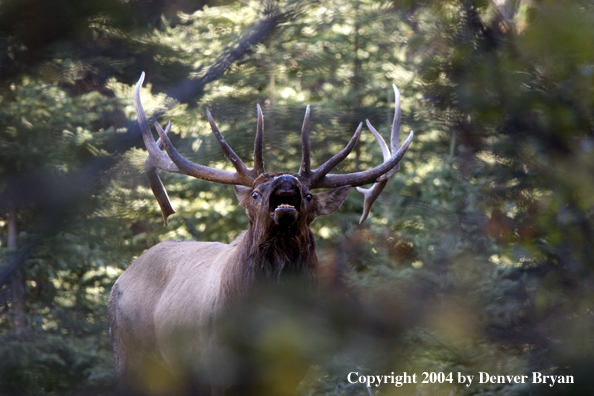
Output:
[313,186,351,216]
[234,185,252,207]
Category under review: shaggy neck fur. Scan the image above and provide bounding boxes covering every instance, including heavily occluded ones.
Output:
[221,221,318,301]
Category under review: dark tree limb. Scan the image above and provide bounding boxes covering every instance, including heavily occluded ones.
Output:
[165,1,309,103]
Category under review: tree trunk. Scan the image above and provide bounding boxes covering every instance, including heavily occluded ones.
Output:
[8,210,26,336]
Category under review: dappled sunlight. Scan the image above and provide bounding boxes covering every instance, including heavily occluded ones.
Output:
[2,0,594,394]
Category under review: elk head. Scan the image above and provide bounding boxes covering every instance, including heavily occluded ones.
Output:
[135,72,413,228]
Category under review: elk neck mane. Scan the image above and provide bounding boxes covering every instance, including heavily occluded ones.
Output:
[221,220,318,299]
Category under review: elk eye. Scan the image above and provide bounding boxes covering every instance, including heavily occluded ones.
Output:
[305,193,313,201]
[252,191,259,199]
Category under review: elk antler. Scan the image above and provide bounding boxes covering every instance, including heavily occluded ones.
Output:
[297,103,364,184]
[356,84,406,223]
[136,72,411,225]
[297,85,413,221]
[134,72,264,224]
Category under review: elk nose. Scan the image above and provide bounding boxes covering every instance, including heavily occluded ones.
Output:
[277,174,297,182]
[274,174,299,189]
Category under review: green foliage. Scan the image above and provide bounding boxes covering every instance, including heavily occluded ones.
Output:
[1,0,594,394]
[0,334,112,394]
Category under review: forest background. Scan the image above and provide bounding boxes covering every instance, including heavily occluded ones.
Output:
[1,0,594,395]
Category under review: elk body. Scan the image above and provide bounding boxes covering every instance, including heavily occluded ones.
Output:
[108,73,413,396]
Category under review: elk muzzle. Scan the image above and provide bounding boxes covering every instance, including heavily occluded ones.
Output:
[269,175,302,226]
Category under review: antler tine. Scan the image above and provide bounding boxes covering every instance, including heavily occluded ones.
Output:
[356,183,387,224]
[355,85,406,223]
[310,122,363,185]
[135,72,180,225]
[155,129,167,150]
[205,110,256,182]
[355,120,390,224]
[154,120,250,185]
[390,84,401,154]
[366,120,390,161]
[135,72,180,174]
[376,83,402,182]
[144,121,176,225]
[254,104,265,175]
[298,105,312,178]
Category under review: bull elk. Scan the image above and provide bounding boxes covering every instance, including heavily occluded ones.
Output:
[108,73,413,395]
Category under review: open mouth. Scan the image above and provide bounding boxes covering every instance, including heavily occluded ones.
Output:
[270,190,301,215]
[269,188,301,226]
